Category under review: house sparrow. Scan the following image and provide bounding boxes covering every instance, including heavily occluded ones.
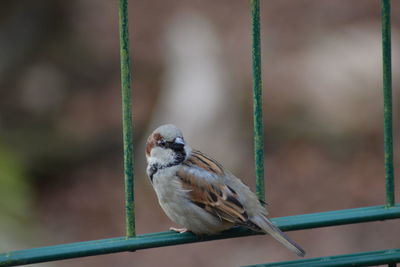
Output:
[145,124,305,257]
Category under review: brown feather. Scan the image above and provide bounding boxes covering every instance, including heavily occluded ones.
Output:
[146,133,162,156]
[177,163,248,224]
[186,150,225,175]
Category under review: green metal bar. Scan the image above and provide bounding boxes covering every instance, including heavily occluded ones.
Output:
[1,205,400,266]
[118,0,135,237]
[272,204,400,231]
[381,0,395,207]
[243,248,400,267]
[251,0,265,203]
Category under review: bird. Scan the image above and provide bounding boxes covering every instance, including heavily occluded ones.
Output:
[145,124,305,257]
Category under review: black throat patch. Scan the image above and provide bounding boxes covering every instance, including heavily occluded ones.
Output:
[148,164,159,182]
[148,150,186,183]
[148,147,186,183]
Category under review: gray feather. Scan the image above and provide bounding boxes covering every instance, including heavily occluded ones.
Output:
[251,216,306,257]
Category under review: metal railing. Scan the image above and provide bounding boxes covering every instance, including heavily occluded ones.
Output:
[0,0,397,266]
[119,0,135,238]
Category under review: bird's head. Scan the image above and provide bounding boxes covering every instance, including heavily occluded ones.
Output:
[145,124,190,167]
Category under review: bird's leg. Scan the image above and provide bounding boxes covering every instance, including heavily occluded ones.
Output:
[169,227,188,233]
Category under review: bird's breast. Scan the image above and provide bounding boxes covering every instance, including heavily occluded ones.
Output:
[150,166,234,234]
[151,166,185,202]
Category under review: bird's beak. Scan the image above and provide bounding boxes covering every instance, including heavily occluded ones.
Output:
[174,137,184,145]
[171,137,185,150]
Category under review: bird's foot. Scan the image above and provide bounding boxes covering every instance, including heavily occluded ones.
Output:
[169,227,188,233]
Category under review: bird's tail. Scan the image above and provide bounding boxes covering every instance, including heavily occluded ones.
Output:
[252,215,305,257]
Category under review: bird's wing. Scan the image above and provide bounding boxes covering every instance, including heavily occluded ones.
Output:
[177,150,248,224]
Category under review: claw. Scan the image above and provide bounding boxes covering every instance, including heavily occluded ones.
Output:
[169,227,188,233]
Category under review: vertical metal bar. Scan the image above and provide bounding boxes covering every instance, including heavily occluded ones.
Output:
[381,0,395,207]
[251,0,265,203]
[118,0,135,237]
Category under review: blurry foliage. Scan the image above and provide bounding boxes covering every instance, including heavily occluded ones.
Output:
[0,145,31,220]
[0,144,34,250]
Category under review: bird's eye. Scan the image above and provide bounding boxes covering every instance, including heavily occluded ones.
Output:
[159,140,167,147]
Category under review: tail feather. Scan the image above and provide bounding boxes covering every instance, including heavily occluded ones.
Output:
[251,216,305,257]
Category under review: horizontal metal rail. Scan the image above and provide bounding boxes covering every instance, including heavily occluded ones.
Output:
[244,248,400,267]
[1,204,399,267]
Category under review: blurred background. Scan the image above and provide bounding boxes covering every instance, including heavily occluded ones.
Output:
[0,0,400,266]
